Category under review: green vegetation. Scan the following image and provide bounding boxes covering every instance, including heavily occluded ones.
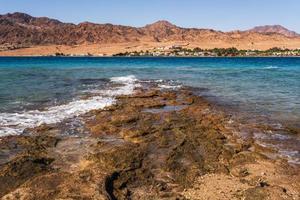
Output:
[54,52,65,56]
[113,47,300,57]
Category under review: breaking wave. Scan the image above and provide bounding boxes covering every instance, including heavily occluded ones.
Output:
[0,75,139,136]
[263,66,279,69]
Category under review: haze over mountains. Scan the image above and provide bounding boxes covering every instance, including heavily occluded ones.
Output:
[1,12,300,55]
[248,25,299,38]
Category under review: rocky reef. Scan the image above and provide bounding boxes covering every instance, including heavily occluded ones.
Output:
[0,86,299,200]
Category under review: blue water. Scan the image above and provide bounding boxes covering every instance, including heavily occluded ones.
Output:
[0,57,299,162]
[0,57,299,128]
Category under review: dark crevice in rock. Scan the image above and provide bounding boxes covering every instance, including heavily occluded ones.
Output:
[104,171,120,200]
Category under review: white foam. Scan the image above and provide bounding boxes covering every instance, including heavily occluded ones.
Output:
[110,75,138,83]
[263,66,279,69]
[0,96,115,135]
[159,84,182,89]
[0,75,140,136]
[105,75,141,96]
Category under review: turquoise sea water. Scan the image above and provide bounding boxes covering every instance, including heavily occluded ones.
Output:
[1,57,299,118]
[0,57,299,162]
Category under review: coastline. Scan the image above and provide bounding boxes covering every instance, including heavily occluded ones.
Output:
[1,42,300,57]
[1,55,300,58]
[0,83,299,199]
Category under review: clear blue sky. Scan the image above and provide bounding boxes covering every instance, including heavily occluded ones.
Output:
[1,0,299,32]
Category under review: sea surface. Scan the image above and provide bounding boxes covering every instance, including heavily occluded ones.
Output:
[0,57,299,162]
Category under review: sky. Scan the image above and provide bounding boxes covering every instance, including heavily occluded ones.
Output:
[1,0,299,32]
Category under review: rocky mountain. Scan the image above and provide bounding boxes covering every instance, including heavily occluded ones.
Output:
[0,12,147,45]
[248,25,299,37]
[0,12,299,48]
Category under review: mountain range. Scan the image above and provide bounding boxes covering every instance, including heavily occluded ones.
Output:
[1,12,300,55]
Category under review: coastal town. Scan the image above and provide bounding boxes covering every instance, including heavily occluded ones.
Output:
[4,46,299,57]
[113,45,300,57]
[2,43,300,57]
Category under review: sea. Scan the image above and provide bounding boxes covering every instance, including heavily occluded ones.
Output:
[0,57,299,163]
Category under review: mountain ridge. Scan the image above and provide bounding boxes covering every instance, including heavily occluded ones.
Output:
[1,12,300,55]
[248,25,299,37]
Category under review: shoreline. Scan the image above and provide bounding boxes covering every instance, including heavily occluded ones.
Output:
[0,55,300,59]
[1,43,300,57]
[1,55,300,58]
[0,84,299,199]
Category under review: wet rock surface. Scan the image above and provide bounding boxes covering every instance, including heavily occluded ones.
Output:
[0,86,299,200]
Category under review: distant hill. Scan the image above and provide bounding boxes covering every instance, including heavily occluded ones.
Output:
[1,12,300,55]
[248,25,299,37]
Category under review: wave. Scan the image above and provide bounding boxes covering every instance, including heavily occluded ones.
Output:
[159,84,182,89]
[263,66,279,69]
[0,75,139,136]
[108,75,141,96]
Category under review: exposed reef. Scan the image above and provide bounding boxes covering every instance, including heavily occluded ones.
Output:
[0,86,299,200]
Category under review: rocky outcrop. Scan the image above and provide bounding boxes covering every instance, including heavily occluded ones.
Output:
[0,86,299,199]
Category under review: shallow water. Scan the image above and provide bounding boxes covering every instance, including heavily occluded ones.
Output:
[0,57,299,163]
[143,105,187,114]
